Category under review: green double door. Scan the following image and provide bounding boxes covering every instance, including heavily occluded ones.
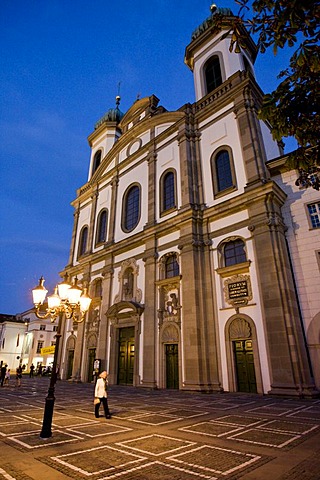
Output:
[166,344,179,389]
[233,340,257,393]
[118,327,135,385]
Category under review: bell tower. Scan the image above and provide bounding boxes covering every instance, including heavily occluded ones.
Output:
[185,5,257,101]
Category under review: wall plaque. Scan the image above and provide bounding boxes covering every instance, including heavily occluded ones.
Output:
[224,274,252,306]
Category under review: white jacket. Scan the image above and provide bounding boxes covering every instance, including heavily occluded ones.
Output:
[95,378,107,398]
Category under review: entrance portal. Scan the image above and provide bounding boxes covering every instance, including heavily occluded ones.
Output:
[165,344,179,389]
[117,326,135,385]
[233,340,257,393]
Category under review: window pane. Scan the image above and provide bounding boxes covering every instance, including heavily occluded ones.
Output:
[307,203,320,228]
[93,150,102,174]
[205,56,222,93]
[216,150,233,191]
[224,240,246,267]
[165,255,179,278]
[125,186,140,231]
[97,210,107,243]
[163,172,175,211]
[79,227,88,255]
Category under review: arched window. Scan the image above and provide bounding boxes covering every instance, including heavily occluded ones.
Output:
[212,148,237,196]
[216,150,233,191]
[205,55,222,94]
[224,239,247,267]
[78,226,88,257]
[92,150,102,175]
[96,209,108,245]
[165,254,179,278]
[161,170,176,214]
[122,184,140,232]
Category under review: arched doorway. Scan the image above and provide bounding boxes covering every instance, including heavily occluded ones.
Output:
[225,315,263,394]
[107,301,144,387]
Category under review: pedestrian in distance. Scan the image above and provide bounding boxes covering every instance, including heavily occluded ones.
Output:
[15,365,22,387]
[29,364,35,377]
[4,369,10,386]
[1,364,7,387]
[94,371,111,419]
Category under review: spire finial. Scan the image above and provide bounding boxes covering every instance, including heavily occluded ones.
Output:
[116,82,121,107]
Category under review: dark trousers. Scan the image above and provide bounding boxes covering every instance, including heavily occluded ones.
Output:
[95,397,110,418]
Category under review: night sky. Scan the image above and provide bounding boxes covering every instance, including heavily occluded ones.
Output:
[0,0,296,314]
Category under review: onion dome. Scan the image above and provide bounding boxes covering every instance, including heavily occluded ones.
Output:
[94,95,124,129]
[191,4,234,41]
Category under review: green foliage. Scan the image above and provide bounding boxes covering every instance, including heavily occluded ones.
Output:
[227,0,320,185]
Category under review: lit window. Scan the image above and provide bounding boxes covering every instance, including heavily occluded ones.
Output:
[307,203,320,228]
[224,240,247,267]
[205,55,222,94]
[123,184,140,232]
[36,341,44,354]
[165,254,179,278]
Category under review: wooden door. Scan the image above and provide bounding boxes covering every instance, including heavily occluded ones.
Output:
[234,340,257,393]
[117,327,135,385]
[166,344,179,389]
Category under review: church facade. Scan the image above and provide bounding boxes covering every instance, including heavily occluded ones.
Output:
[58,10,320,396]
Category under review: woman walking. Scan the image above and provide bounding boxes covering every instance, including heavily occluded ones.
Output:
[94,371,111,419]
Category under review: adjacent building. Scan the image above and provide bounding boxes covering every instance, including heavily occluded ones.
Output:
[56,8,320,396]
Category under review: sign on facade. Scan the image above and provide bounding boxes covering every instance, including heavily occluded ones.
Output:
[40,346,55,355]
[224,275,252,307]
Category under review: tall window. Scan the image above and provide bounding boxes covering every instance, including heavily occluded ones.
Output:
[92,150,102,175]
[122,184,140,232]
[78,226,88,257]
[307,202,320,228]
[205,55,222,94]
[96,209,108,244]
[216,150,233,191]
[212,148,236,195]
[36,341,44,354]
[165,254,179,278]
[161,170,176,213]
[224,239,247,267]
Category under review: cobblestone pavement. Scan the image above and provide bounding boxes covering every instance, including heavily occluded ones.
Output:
[0,378,320,479]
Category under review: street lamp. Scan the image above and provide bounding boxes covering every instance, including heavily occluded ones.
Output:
[32,276,91,439]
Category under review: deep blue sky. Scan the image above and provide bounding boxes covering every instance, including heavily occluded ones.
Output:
[0,1,296,314]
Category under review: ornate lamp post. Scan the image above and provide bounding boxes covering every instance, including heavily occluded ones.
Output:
[32,276,91,439]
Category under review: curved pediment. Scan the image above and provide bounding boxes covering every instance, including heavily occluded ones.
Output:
[119,95,161,132]
[106,301,144,318]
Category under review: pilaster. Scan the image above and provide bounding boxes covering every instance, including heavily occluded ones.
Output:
[248,187,318,397]
[141,240,158,388]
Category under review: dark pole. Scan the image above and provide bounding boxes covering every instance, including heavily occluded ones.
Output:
[40,311,63,439]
